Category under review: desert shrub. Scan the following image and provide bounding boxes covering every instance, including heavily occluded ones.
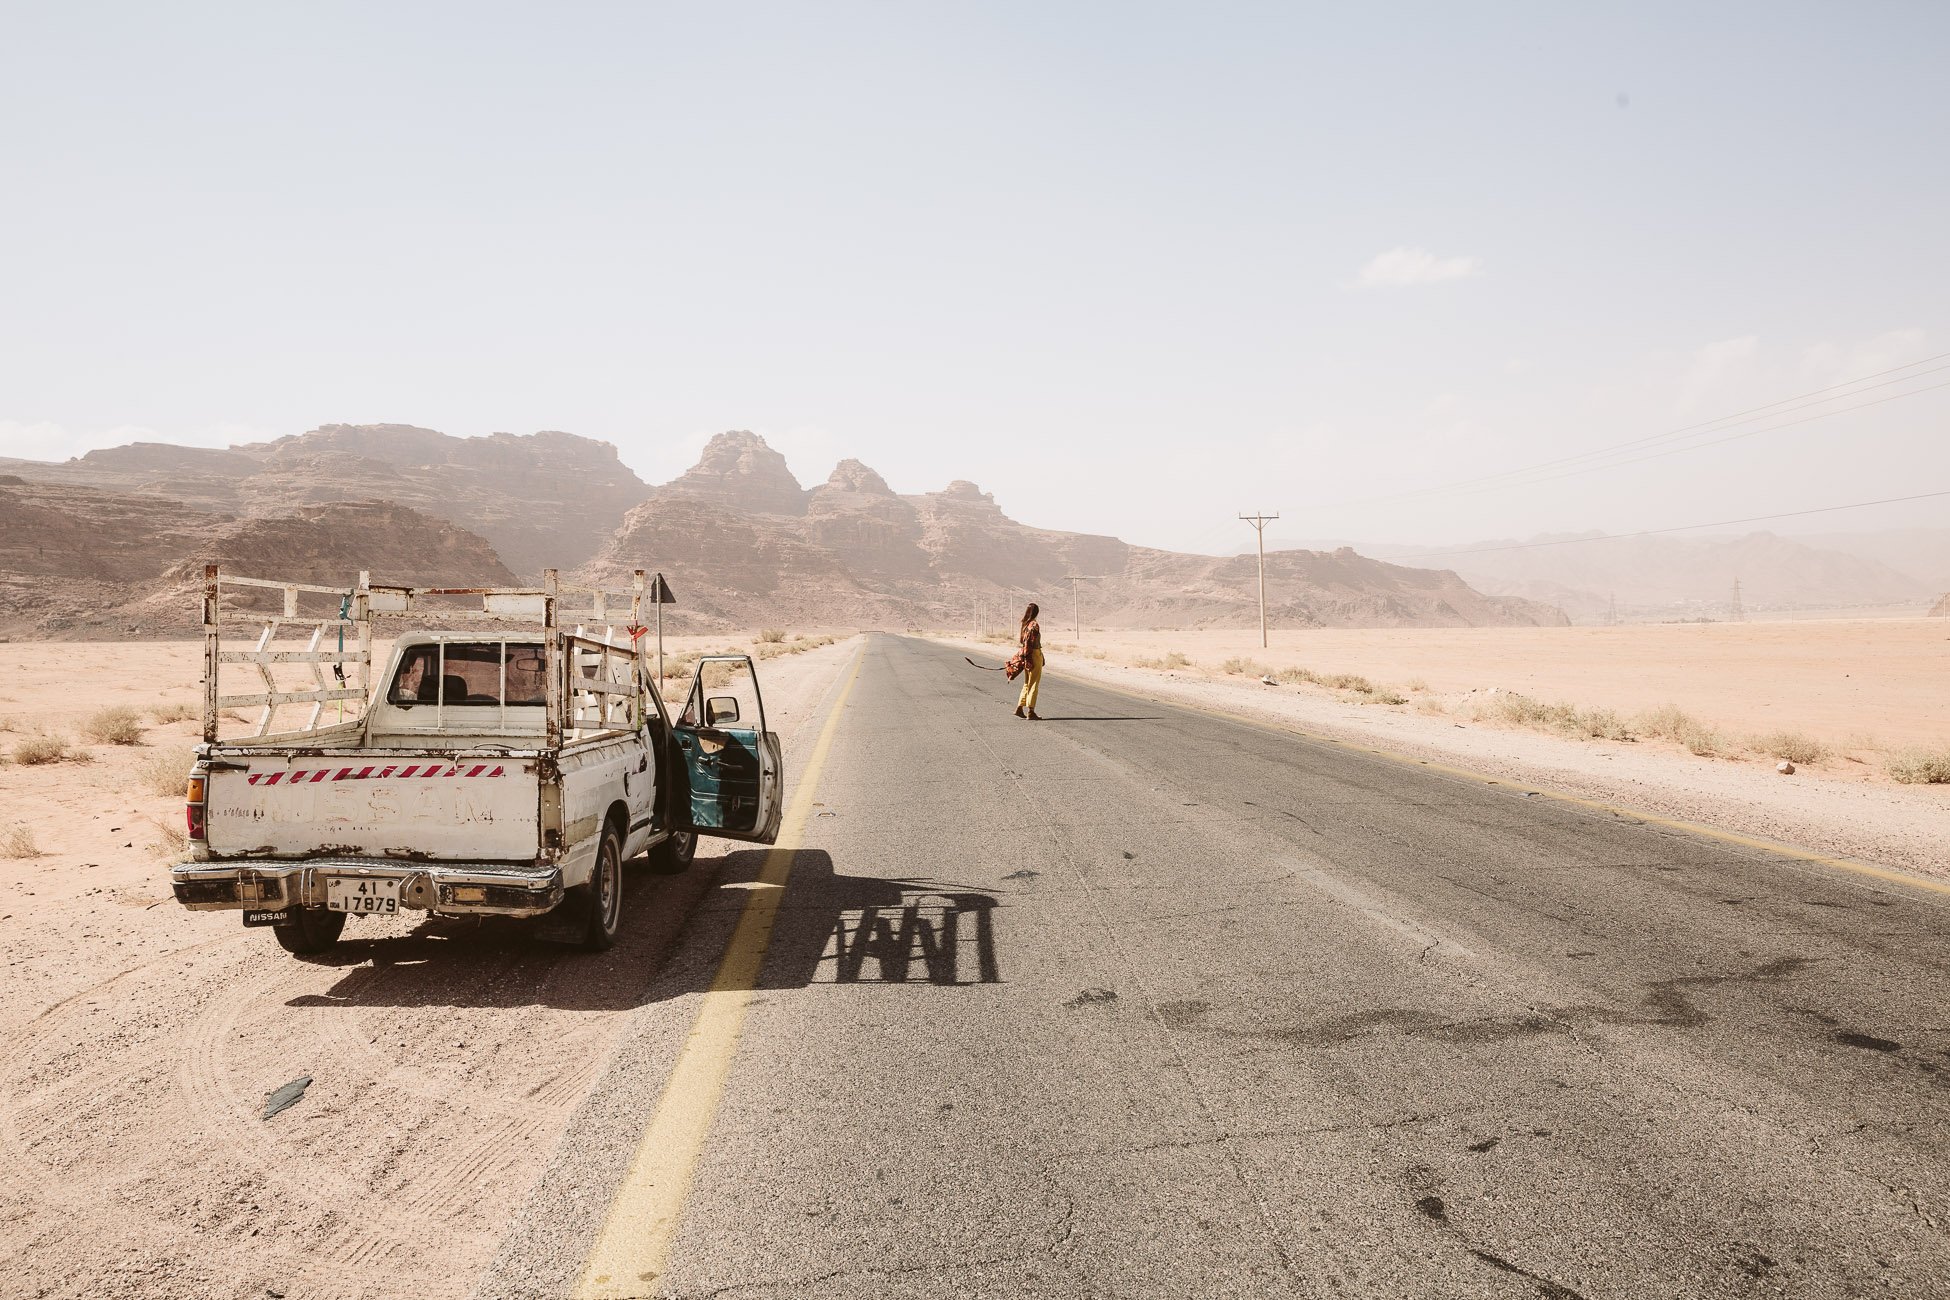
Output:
[83,706,145,746]
[1414,697,1448,716]
[1275,665,1318,685]
[150,701,198,725]
[1370,687,1408,705]
[1638,704,1726,756]
[1886,746,1950,784]
[1133,650,1194,671]
[1576,707,1633,741]
[13,735,68,765]
[1405,677,1432,693]
[1320,673,1376,693]
[1221,657,1274,677]
[149,817,188,858]
[1754,731,1829,766]
[757,628,786,643]
[138,749,194,797]
[2,825,39,858]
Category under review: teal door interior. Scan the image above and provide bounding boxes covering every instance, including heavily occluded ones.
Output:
[672,655,784,843]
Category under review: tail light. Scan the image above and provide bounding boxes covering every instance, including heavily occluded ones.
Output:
[185,774,207,841]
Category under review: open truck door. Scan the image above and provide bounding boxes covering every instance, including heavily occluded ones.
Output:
[672,654,784,844]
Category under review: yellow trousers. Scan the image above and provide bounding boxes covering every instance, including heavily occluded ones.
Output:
[1017,647,1045,712]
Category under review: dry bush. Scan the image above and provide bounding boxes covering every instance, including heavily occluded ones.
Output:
[84,706,146,746]
[1134,650,1194,671]
[1472,693,1633,741]
[149,817,188,859]
[1886,746,1950,784]
[0,716,16,733]
[1405,677,1432,693]
[1414,697,1448,716]
[138,749,194,798]
[757,628,786,644]
[1754,731,1829,766]
[1275,665,1318,685]
[1369,686,1409,705]
[1638,704,1725,756]
[150,701,198,725]
[1221,657,1273,676]
[2,824,39,859]
[13,735,69,765]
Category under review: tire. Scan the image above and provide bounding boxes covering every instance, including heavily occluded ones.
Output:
[580,823,625,952]
[648,827,697,875]
[273,907,346,955]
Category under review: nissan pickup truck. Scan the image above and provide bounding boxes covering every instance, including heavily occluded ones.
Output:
[169,567,783,955]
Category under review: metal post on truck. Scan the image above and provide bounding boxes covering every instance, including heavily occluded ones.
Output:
[202,564,221,745]
[543,568,562,749]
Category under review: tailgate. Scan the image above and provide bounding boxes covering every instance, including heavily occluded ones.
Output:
[205,755,541,862]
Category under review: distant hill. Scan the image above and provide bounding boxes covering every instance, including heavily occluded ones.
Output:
[0,479,512,637]
[1258,529,1932,623]
[1,426,1567,634]
[0,423,646,576]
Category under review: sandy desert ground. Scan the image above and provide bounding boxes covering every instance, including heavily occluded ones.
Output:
[972,617,1950,752]
[0,632,858,1300]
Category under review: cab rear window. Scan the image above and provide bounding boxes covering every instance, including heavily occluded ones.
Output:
[388,643,548,707]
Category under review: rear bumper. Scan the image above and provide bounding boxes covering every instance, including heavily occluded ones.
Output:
[171,857,564,918]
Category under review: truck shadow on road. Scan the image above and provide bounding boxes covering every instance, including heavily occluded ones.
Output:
[281,849,1001,1013]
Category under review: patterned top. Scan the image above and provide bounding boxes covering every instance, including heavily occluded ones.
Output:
[1021,619,1041,654]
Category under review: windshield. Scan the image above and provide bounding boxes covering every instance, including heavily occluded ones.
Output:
[387,643,548,708]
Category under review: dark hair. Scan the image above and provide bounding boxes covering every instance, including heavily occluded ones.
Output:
[1020,603,1038,638]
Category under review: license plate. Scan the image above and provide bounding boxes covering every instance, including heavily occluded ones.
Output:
[326,876,401,914]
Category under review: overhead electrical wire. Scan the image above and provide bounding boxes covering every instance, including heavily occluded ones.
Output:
[1381,488,1950,562]
[1329,349,1950,509]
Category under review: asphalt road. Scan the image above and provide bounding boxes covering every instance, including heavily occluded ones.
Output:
[483,633,1950,1300]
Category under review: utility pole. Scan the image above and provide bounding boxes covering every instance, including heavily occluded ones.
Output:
[1730,576,1744,623]
[1239,512,1278,648]
[1062,575,1100,643]
[1606,592,1617,626]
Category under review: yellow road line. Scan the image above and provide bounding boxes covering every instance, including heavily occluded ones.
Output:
[1053,661,1950,900]
[578,647,865,1298]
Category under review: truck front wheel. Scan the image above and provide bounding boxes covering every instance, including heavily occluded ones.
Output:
[273,907,346,955]
[649,828,696,874]
[580,825,625,951]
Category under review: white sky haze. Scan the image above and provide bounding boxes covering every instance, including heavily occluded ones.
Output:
[2,2,1945,554]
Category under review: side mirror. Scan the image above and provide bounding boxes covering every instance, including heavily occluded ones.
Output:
[705,696,741,726]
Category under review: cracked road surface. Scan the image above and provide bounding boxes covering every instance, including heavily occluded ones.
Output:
[482,633,1950,1299]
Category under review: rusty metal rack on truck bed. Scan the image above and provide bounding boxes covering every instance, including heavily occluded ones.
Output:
[201,566,651,748]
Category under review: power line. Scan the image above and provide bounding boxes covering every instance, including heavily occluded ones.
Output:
[1382,488,1950,562]
[1331,350,1950,509]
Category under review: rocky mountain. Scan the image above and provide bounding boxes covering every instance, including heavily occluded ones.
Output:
[0,479,511,636]
[1,426,1568,634]
[0,424,646,576]
[582,431,1565,630]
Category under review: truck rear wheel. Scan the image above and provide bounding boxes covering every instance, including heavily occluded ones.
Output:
[581,824,625,951]
[273,907,346,955]
[649,828,696,874]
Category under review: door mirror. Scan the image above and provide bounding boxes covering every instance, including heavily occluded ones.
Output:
[705,696,741,726]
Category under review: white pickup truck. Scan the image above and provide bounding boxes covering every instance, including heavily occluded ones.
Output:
[169,568,783,955]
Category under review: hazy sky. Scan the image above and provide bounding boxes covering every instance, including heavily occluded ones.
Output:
[3,2,1946,554]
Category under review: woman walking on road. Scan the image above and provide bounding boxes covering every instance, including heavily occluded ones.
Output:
[1014,602,1044,720]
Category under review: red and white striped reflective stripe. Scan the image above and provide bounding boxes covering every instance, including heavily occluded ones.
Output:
[245,764,507,785]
